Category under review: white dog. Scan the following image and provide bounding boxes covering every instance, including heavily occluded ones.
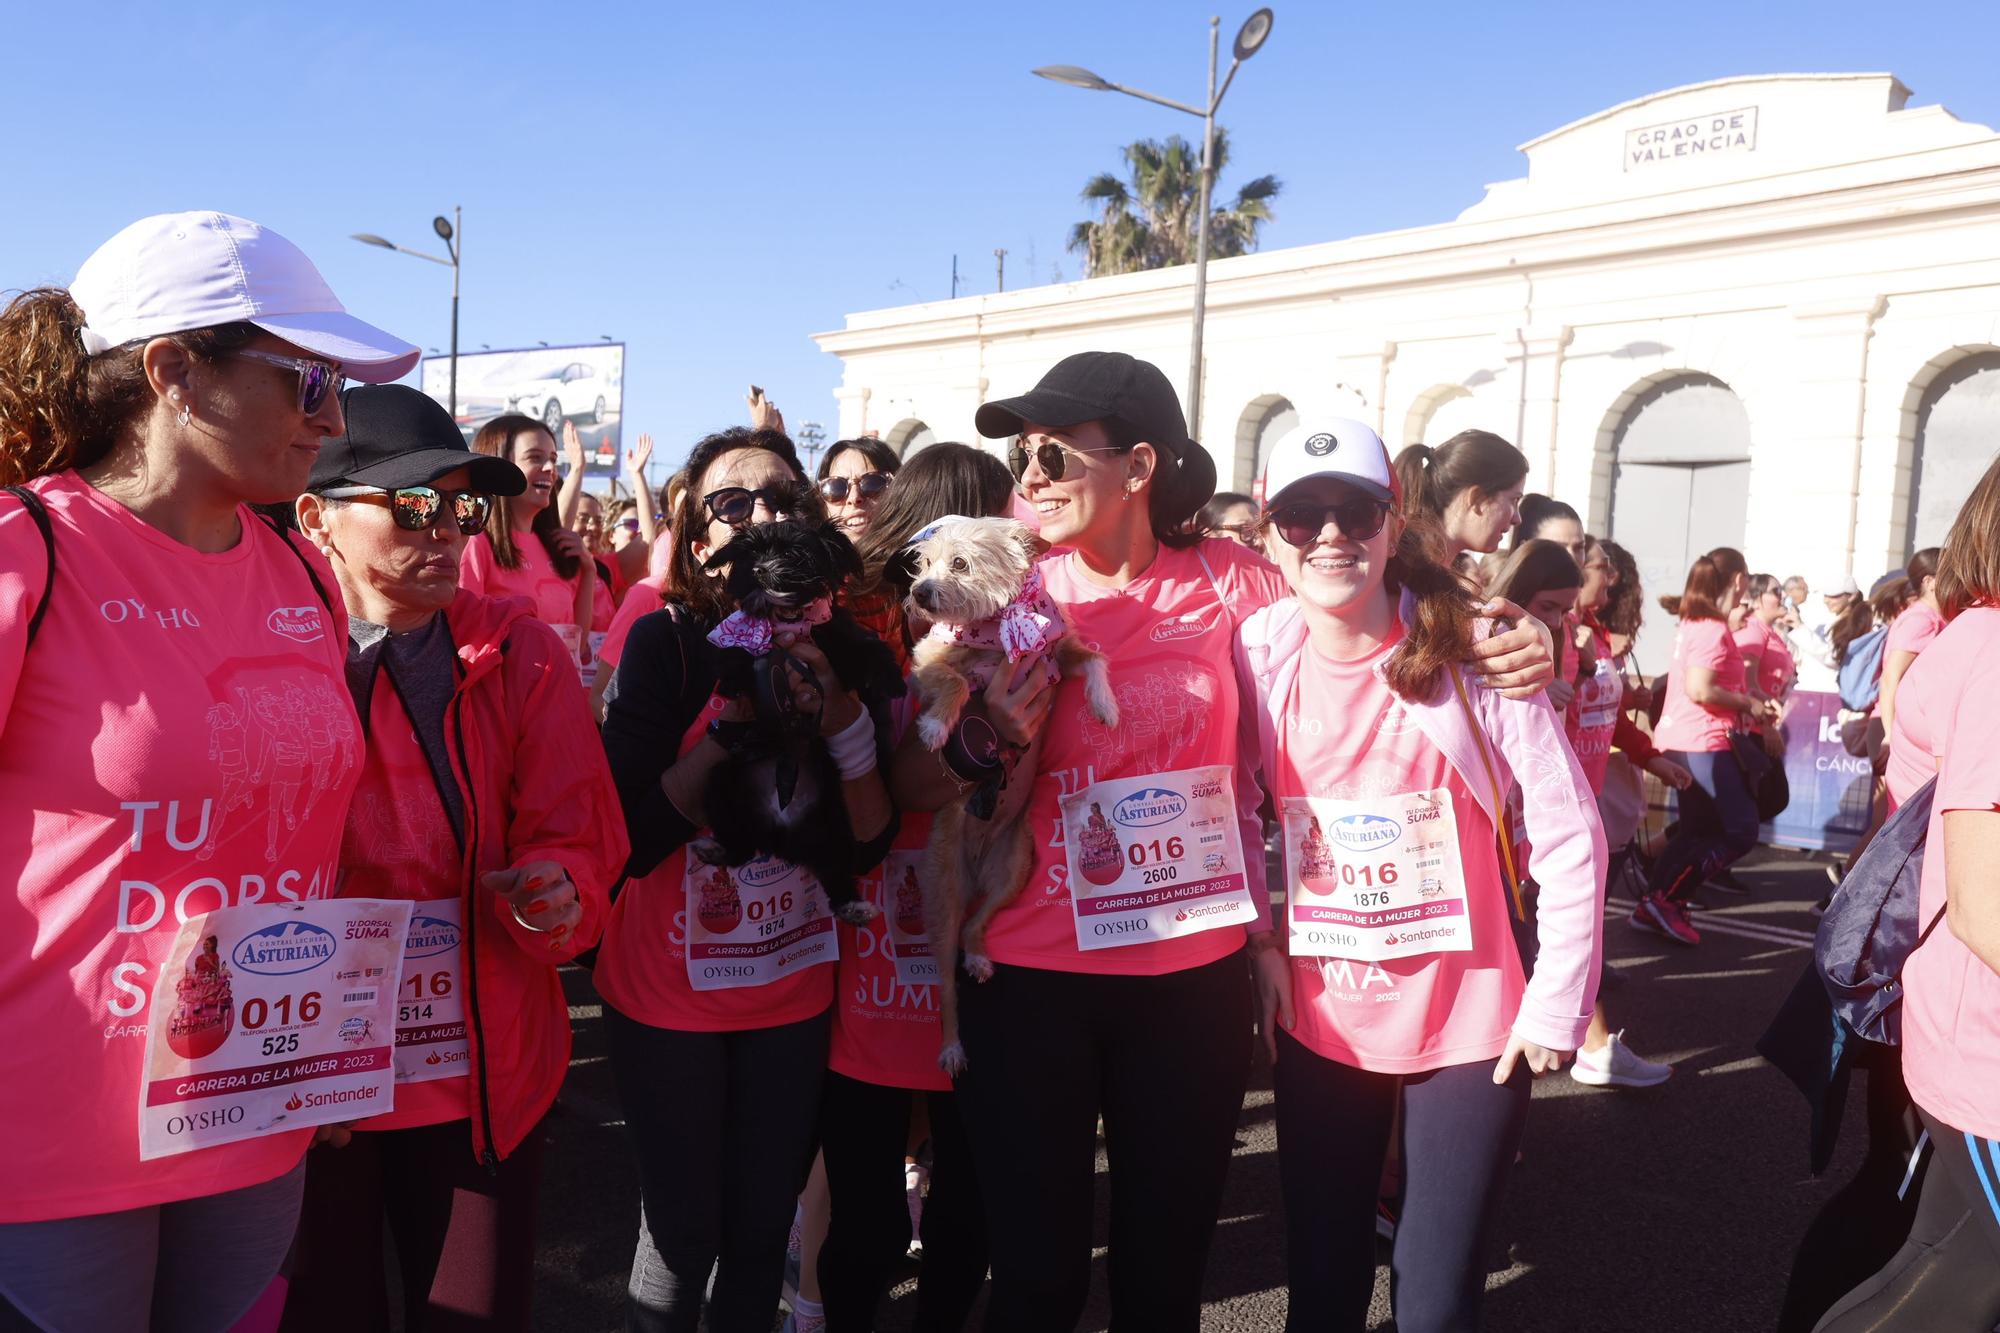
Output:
[905,517,1117,1072]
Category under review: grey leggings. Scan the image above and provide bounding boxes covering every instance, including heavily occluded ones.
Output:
[0,1156,305,1333]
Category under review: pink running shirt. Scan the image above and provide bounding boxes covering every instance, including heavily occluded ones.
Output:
[1272,626,1525,1073]
[1892,608,2000,1140]
[459,532,580,628]
[978,538,1286,976]
[1885,600,1945,660]
[1733,616,1795,703]
[830,812,949,1093]
[1654,618,1740,753]
[0,473,360,1221]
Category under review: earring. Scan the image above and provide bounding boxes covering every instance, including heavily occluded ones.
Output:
[174,398,192,429]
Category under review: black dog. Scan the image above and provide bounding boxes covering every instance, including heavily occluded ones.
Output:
[698,518,904,923]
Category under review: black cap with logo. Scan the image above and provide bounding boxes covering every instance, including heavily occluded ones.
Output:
[307,384,526,496]
[975,351,1195,461]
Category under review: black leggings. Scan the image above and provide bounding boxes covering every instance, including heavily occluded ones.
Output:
[955,951,1251,1333]
[817,1072,986,1332]
[605,1003,830,1333]
[1647,749,1760,901]
[1814,1106,2000,1331]
[279,1118,543,1333]
[1274,1031,1530,1333]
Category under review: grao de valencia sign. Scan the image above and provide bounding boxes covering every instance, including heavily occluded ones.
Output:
[1625,107,1759,171]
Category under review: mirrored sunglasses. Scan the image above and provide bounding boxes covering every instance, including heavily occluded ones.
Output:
[320,485,492,535]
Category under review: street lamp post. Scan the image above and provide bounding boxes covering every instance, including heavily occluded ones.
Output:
[1034,9,1273,437]
[352,207,461,418]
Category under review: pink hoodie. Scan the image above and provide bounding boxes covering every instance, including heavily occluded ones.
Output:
[1236,591,1606,1060]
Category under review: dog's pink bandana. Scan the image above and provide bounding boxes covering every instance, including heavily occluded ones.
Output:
[923,565,1065,688]
[708,595,833,653]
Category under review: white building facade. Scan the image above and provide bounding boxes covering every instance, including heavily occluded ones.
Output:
[813,73,2000,671]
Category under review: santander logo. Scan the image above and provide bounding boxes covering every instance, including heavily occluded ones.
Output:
[267,606,325,643]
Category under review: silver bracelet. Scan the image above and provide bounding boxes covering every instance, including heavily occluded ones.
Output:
[510,894,573,934]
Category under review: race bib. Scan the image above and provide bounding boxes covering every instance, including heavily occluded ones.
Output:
[879,849,938,988]
[138,899,411,1161]
[1281,791,1472,962]
[552,623,587,682]
[684,855,838,991]
[393,900,468,1085]
[1059,764,1259,951]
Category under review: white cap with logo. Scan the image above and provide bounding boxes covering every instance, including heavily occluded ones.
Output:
[69,212,419,383]
[1260,417,1401,507]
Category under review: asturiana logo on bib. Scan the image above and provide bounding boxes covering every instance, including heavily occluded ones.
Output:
[232,920,337,976]
[738,858,794,889]
[267,606,325,643]
[406,916,460,959]
[1113,788,1187,828]
[1329,814,1402,852]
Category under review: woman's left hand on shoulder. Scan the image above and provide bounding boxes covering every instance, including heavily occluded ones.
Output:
[1474,598,1556,699]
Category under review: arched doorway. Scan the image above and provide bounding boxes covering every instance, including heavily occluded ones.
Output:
[884,418,936,457]
[1606,374,1753,674]
[1908,349,2000,550]
[1406,385,1488,449]
[1233,395,1298,493]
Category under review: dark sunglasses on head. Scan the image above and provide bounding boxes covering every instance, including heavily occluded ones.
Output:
[1007,439,1121,483]
[319,484,492,535]
[1268,496,1390,549]
[702,483,803,527]
[817,471,892,504]
[231,349,344,415]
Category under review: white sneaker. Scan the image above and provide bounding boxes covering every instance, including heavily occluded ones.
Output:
[1569,1031,1672,1088]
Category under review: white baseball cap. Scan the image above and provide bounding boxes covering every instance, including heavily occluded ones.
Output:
[1260,417,1401,508]
[69,212,419,382]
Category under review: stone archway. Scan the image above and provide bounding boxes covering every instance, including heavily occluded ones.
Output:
[883,418,936,457]
[1603,372,1753,673]
[1232,395,1298,493]
[1403,385,1487,449]
[1904,347,2000,551]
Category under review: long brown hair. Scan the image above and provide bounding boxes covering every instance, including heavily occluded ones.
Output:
[665,426,812,625]
[0,287,256,486]
[1485,538,1582,610]
[1597,539,1645,638]
[1937,455,2000,620]
[471,414,579,580]
[1394,430,1528,522]
[1382,512,1481,703]
[1659,546,1745,621]
[851,442,1015,594]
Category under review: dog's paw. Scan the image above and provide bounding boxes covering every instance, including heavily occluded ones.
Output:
[962,953,994,982]
[834,899,881,926]
[917,713,951,751]
[1089,692,1120,729]
[937,1041,969,1077]
[690,838,726,866]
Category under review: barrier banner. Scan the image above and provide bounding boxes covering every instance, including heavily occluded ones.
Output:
[1761,690,1871,853]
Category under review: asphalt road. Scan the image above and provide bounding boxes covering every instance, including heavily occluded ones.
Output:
[525,846,1860,1332]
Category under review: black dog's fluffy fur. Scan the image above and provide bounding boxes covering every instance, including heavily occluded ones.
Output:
[698,519,904,921]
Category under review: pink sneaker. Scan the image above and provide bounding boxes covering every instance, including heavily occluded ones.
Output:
[1631,893,1700,946]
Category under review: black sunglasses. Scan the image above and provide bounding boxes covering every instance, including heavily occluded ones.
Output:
[1269,496,1390,548]
[1007,439,1120,483]
[702,483,803,527]
[817,471,893,503]
[319,485,492,535]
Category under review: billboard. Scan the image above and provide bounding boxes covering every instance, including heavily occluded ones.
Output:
[419,342,625,474]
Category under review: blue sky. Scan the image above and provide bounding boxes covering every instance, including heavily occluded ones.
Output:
[7,1,1998,489]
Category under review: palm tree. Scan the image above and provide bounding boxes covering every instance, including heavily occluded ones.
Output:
[1067,129,1281,278]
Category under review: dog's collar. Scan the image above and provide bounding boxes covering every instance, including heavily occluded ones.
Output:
[708,595,833,654]
[924,565,1062,663]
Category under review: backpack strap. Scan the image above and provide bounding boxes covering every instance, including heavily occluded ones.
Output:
[253,511,333,613]
[4,486,55,648]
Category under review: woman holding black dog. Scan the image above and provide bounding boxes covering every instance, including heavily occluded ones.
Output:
[879,353,1555,1333]
[596,426,897,1333]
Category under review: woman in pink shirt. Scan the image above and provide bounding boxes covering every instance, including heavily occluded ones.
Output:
[1816,462,2000,1330]
[0,213,416,1331]
[1240,423,1605,1332]
[1633,548,1774,945]
[1392,429,1528,564]
[892,355,1551,1333]
[1735,574,1797,716]
[460,414,596,665]
[1876,546,1943,790]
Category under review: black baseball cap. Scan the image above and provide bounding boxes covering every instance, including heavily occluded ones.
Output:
[307,384,526,495]
[975,352,1194,461]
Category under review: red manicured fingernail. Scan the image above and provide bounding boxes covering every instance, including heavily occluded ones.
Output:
[524,899,550,915]
[524,875,546,891]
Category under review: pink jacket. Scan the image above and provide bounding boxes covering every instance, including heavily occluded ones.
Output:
[1234,591,1607,1052]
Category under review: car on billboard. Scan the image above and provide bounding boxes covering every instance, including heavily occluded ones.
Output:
[502,362,615,431]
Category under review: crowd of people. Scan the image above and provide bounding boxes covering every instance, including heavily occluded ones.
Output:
[2,210,1996,1333]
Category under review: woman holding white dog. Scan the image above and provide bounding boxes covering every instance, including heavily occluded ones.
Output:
[882,353,1556,1333]
[1239,419,1606,1333]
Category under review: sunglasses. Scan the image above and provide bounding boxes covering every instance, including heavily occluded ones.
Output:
[1268,496,1390,549]
[817,471,892,504]
[618,518,641,533]
[702,484,803,527]
[1007,439,1121,483]
[232,349,344,416]
[319,484,492,535]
